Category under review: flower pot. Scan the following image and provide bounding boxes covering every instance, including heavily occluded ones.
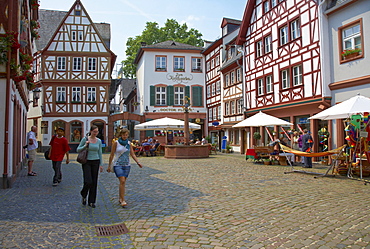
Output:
[343,52,360,60]
[264,161,271,165]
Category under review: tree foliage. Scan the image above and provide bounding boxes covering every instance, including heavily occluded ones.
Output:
[122,19,203,78]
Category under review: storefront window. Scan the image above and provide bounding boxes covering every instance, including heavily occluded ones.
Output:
[70,121,83,142]
[41,121,48,134]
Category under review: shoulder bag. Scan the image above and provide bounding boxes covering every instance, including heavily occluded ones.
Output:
[77,137,89,164]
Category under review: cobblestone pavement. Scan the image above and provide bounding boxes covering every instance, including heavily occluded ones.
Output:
[1,153,370,248]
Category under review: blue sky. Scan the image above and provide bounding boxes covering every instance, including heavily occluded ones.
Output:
[40,0,246,71]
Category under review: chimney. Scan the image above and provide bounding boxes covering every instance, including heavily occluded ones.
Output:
[140,42,147,47]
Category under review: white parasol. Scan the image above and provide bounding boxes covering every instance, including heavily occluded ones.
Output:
[134,117,201,131]
[309,94,370,120]
[232,111,293,128]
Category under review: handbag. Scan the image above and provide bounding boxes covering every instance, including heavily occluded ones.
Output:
[77,137,89,164]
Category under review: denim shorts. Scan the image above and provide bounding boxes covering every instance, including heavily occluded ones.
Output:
[114,165,131,178]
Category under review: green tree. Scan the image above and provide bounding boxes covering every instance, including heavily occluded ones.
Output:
[122,19,203,78]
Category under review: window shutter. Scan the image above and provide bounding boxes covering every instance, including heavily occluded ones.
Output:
[192,86,203,107]
[167,85,174,106]
[150,86,155,106]
[185,86,190,98]
[144,118,154,137]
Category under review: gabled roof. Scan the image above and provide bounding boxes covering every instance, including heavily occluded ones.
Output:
[39,0,116,69]
[201,37,222,54]
[236,0,256,45]
[134,41,203,64]
[221,18,242,28]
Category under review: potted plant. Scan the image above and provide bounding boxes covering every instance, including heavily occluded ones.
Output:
[263,158,271,165]
[342,48,362,60]
[226,144,232,153]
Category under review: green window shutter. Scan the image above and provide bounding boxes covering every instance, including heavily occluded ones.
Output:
[167,85,174,106]
[185,86,190,99]
[150,86,155,106]
[192,86,203,107]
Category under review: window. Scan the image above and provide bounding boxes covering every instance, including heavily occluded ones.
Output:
[292,65,302,86]
[230,72,235,84]
[271,0,277,7]
[235,131,240,145]
[291,19,301,40]
[264,1,270,13]
[212,84,215,96]
[52,121,66,134]
[78,31,83,41]
[57,87,66,102]
[225,102,230,115]
[216,55,220,66]
[280,26,288,45]
[209,108,213,121]
[192,57,202,72]
[206,61,210,71]
[71,31,76,41]
[236,69,241,82]
[57,57,66,71]
[266,75,273,93]
[72,87,81,102]
[217,106,221,120]
[257,78,264,96]
[212,107,217,120]
[207,85,211,97]
[174,86,184,106]
[281,69,290,89]
[41,121,48,134]
[225,74,229,87]
[156,56,167,71]
[216,81,221,93]
[87,87,96,102]
[211,58,215,68]
[70,121,82,142]
[156,86,166,105]
[237,99,243,114]
[88,58,96,71]
[256,40,263,57]
[75,10,81,16]
[174,57,185,71]
[231,101,235,115]
[73,57,82,71]
[229,132,234,145]
[340,21,363,61]
[265,35,272,53]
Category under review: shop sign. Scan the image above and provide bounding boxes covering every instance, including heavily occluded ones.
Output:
[166,73,193,83]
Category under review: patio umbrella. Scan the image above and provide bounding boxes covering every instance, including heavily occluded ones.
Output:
[232,111,293,128]
[134,117,201,131]
[309,94,370,120]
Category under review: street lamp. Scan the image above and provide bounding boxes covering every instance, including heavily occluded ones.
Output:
[32,87,41,100]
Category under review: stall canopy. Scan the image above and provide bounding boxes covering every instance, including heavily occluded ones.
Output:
[232,111,293,128]
[134,117,201,131]
[309,94,370,120]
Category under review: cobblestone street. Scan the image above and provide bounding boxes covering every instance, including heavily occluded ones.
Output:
[1,153,370,248]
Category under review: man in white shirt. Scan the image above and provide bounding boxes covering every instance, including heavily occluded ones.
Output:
[27,126,38,176]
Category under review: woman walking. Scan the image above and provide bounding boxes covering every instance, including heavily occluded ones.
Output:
[108,128,142,207]
[77,125,103,208]
[48,127,70,186]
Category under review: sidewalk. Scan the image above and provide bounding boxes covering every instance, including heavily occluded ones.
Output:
[1,152,370,248]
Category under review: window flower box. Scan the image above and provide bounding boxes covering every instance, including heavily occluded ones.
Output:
[342,49,362,60]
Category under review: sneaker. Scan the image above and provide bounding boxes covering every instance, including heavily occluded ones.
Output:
[57,179,62,183]
[52,182,58,186]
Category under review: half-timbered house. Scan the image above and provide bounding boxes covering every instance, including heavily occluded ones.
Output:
[236,0,330,150]
[32,0,116,151]
[203,18,242,151]
[0,0,39,188]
